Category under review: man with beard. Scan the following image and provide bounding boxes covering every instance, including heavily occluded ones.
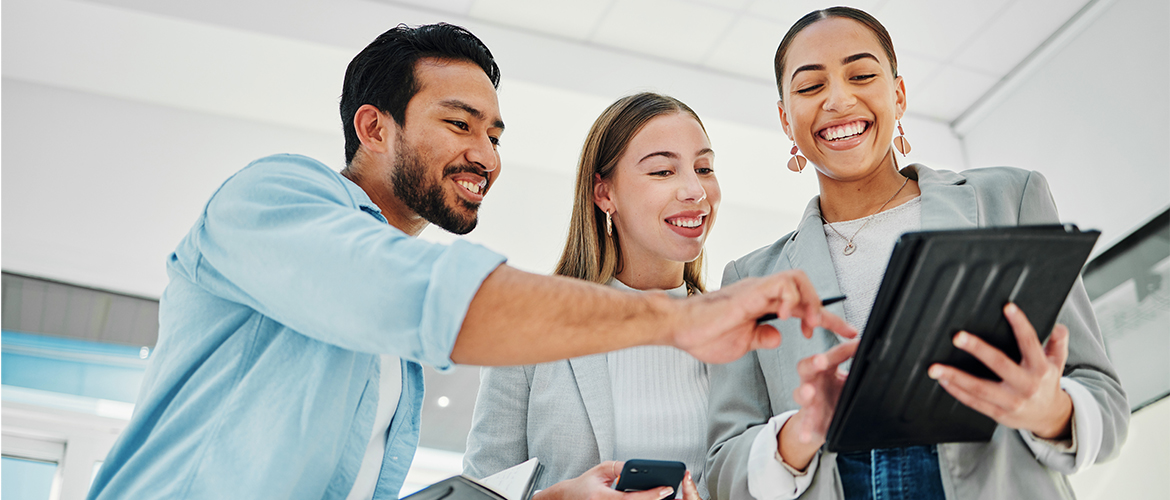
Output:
[87,23,854,500]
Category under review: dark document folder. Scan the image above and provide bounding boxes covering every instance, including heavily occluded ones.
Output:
[825,225,1099,452]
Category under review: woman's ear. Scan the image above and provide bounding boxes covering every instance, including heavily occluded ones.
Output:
[894,75,908,120]
[777,99,793,140]
[593,172,614,214]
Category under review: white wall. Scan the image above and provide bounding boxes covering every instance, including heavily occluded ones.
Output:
[0,0,965,296]
[1068,396,1170,500]
[959,0,1170,496]
[1,78,344,295]
[959,0,1170,252]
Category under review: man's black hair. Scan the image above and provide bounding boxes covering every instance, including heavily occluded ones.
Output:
[340,23,501,165]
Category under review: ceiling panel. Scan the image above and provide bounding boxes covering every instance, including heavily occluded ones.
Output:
[387,0,474,16]
[746,0,890,24]
[908,65,1000,121]
[3,0,349,134]
[690,0,754,10]
[590,0,737,65]
[951,0,1090,75]
[468,0,616,41]
[876,0,1014,62]
[701,15,789,83]
[896,52,944,98]
[365,0,1093,122]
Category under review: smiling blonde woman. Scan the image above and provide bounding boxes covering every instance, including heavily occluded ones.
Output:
[464,93,724,500]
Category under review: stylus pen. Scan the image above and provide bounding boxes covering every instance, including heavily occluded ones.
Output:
[755,295,847,324]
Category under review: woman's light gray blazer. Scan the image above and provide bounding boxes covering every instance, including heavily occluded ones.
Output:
[463,355,619,492]
[465,354,713,496]
[705,165,1129,500]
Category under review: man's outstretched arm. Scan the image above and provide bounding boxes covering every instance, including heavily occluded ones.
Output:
[452,264,857,366]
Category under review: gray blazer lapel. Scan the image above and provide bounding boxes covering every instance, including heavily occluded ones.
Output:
[754,198,849,390]
[785,198,849,326]
[785,196,845,300]
[905,164,979,230]
[753,197,847,377]
[568,355,616,462]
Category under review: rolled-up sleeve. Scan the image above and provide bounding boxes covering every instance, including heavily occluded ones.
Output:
[747,410,819,500]
[190,155,506,368]
[1018,377,1105,473]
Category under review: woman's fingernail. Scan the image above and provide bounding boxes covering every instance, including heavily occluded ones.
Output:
[659,487,674,499]
[928,366,943,379]
[953,332,968,348]
[1005,303,1019,314]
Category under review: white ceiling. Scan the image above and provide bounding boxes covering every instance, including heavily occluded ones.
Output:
[1,0,1103,298]
[381,0,1090,122]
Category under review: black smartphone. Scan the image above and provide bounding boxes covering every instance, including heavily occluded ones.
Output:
[612,459,686,494]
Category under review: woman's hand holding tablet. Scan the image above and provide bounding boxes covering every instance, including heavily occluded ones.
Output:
[928,303,1074,440]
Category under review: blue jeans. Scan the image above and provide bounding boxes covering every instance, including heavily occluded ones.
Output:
[836,445,945,500]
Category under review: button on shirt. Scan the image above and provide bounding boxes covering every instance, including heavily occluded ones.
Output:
[87,154,507,500]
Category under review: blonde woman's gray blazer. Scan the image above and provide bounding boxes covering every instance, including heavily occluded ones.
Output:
[464,353,711,497]
[462,355,618,491]
[705,165,1129,500]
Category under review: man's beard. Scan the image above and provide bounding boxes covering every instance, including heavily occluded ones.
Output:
[390,138,481,235]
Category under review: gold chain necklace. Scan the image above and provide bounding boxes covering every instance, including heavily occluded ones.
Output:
[821,176,910,256]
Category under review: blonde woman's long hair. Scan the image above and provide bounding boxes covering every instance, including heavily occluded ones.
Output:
[554,92,711,293]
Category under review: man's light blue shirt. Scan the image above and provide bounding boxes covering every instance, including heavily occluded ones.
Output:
[88,154,506,499]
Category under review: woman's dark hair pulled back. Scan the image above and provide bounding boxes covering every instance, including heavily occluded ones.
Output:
[773,7,897,100]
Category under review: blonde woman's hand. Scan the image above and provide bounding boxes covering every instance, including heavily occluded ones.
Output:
[534,461,676,500]
[928,303,1074,439]
[680,471,701,500]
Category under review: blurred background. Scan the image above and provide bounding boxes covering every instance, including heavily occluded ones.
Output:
[2,0,1167,498]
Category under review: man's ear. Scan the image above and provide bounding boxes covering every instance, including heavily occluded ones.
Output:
[593,173,615,214]
[354,104,396,155]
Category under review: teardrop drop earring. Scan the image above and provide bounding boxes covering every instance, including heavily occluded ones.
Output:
[605,210,613,236]
[893,120,912,156]
[787,142,807,173]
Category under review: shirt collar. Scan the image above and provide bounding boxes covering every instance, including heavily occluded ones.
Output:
[607,277,690,298]
[336,169,388,223]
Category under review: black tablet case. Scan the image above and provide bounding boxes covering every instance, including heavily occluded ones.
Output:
[824,225,1099,453]
[402,476,507,500]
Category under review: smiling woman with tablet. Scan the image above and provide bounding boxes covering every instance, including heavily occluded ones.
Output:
[705,7,1128,500]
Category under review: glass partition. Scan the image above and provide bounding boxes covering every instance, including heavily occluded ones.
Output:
[1,456,59,500]
[1083,208,1170,411]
